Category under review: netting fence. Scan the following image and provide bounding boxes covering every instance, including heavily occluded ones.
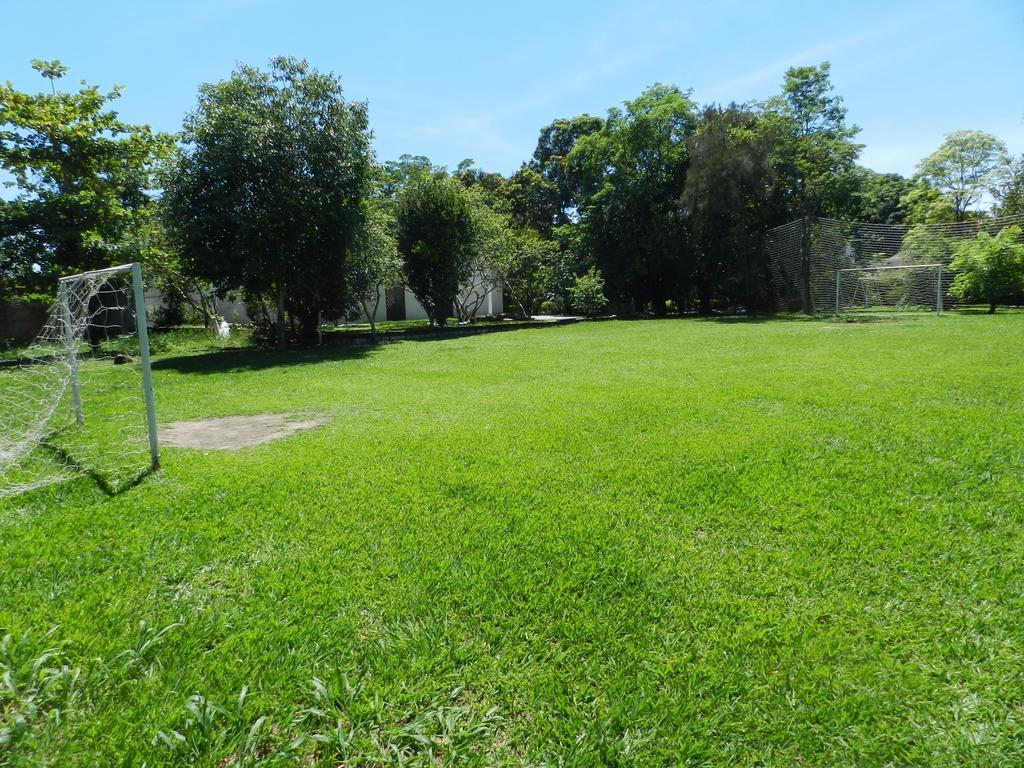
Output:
[765,214,1024,314]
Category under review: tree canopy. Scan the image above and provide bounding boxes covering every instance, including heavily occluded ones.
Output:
[572,84,697,312]
[395,175,476,326]
[948,226,1024,312]
[916,130,1011,221]
[5,52,1023,328]
[163,57,373,345]
[0,60,171,300]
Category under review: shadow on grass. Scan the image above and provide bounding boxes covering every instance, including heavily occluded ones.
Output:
[692,313,817,325]
[39,440,155,497]
[151,343,376,375]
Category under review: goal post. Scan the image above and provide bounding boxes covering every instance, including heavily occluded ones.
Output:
[132,262,160,471]
[1,262,159,498]
[834,263,945,316]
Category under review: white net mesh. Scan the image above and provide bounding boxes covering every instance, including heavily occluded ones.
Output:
[1,266,155,498]
[766,214,1024,314]
[836,264,947,314]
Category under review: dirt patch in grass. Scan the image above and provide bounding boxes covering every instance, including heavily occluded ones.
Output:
[158,413,328,450]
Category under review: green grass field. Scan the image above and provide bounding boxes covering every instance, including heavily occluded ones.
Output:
[3,315,1024,766]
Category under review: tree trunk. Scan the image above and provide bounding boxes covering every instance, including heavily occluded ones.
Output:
[276,283,287,350]
[989,300,997,314]
[360,298,377,343]
[698,291,712,316]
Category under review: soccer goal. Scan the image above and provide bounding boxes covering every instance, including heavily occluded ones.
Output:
[834,264,947,315]
[0,263,159,498]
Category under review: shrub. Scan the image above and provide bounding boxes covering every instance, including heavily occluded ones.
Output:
[569,268,609,316]
[948,226,1024,313]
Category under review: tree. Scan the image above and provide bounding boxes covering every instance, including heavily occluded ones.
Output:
[498,167,560,234]
[848,169,915,224]
[348,205,401,341]
[916,130,1011,221]
[572,84,697,312]
[454,159,505,197]
[900,181,957,225]
[465,188,559,318]
[456,189,505,321]
[761,62,862,312]
[381,154,446,198]
[395,175,475,326]
[114,198,219,330]
[523,115,603,232]
[163,57,373,347]
[495,228,559,318]
[682,105,773,313]
[0,59,172,300]
[763,62,862,219]
[995,155,1024,217]
[948,226,1024,313]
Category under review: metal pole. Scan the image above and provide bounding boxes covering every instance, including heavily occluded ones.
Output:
[835,271,841,315]
[131,263,160,471]
[61,283,84,425]
[936,266,943,315]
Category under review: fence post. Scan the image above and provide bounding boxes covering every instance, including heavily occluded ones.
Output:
[835,271,842,315]
[801,215,814,314]
[936,266,943,315]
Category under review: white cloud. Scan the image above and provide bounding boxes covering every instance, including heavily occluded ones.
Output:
[697,16,911,103]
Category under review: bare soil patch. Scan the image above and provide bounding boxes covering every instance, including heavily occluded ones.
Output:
[158,413,328,450]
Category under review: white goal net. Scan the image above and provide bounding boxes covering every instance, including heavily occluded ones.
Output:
[835,264,947,314]
[0,264,159,498]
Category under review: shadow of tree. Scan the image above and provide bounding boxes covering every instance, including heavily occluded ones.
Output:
[151,343,376,375]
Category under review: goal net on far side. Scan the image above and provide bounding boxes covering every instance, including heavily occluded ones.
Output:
[765,214,1024,315]
[835,263,948,314]
[0,263,159,499]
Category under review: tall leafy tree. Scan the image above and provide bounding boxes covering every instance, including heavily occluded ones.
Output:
[499,167,560,234]
[454,159,505,197]
[848,169,915,224]
[916,130,1011,220]
[380,154,446,198]
[524,115,603,232]
[763,62,862,219]
[900,180,957,224]
[164,57,373,346]
[761,62,862,311]
[463,187,558,318]
[572,85,697,312]
[682,105,773,313]
[995,155,1024,217]
[348,204,401,341]
[395,175,475,326]
[0,59,171,299]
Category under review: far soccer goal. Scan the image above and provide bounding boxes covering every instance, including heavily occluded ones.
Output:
[0,263,159,498]
[834,264,948,315]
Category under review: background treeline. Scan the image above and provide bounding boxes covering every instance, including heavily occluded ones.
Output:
[3,57,1023,345]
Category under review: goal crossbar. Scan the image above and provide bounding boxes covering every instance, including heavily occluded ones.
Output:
[836,263,942,273]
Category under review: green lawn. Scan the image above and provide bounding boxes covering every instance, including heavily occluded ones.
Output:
[2,315,1024,766]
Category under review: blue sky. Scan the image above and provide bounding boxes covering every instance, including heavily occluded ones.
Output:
[3,0,1023,177]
